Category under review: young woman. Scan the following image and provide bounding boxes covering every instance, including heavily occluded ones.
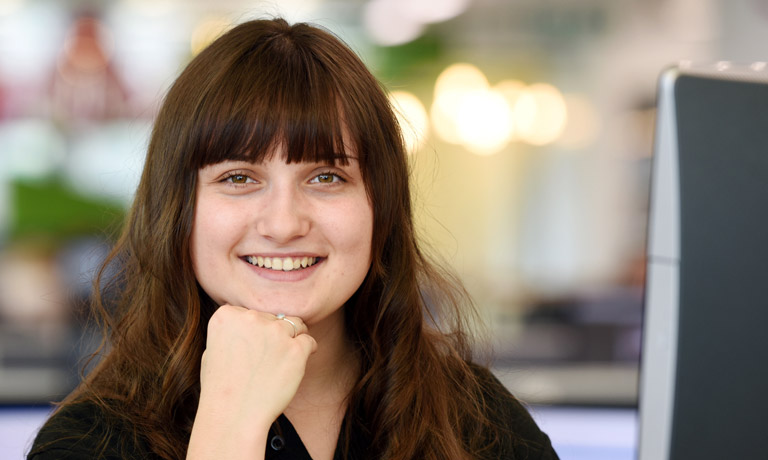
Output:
[29,18,558,460]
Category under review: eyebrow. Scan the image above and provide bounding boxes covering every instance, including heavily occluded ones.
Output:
[207,156,359,168]
[324,153,358,163]
[304,155,359,165]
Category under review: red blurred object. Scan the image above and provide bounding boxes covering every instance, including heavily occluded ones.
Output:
[51,12,130,126]
[0,82,6,120]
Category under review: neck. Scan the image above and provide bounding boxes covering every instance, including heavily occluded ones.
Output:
[289,308,358,410]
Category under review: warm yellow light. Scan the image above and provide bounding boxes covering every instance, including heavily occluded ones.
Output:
[430,101,462,145]
[433,62,488,98]
[389,90,429,155]
[431,65,569,152]
[514,83,567,146]
[493,80,526,141]
[513,91,539,138]
[431,63,488,145]
[191,16,232,56]
[455,89,513,156]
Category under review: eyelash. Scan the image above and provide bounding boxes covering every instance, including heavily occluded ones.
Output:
[310,171,346,184]
[218,170,346,187]
[220,171,255,186]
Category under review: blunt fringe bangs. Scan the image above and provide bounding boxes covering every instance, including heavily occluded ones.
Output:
[183,19,365,171]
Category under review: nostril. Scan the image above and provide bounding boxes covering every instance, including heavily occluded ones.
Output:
[255,210,311,242]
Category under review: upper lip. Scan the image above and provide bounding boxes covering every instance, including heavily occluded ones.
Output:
[241,253,323,258]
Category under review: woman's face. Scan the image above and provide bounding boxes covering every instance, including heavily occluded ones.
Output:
[190,146,373,326]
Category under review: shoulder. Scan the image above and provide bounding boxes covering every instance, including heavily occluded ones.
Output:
[27,400,151,460]
[468,363,560,460]
[469,363,539,430]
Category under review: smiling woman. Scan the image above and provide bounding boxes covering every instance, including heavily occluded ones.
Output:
[191,156,373,324]
[27,17,558,460]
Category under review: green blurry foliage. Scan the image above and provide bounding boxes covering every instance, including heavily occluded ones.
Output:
[8,179,125,249]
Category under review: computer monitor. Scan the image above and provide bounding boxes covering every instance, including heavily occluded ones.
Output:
[639,64,768,460]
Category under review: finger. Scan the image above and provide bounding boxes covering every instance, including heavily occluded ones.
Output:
[276,315,308,337]
[294,333,318,355]
[208,304,246,328]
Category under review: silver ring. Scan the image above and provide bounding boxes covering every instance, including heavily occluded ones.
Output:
[275,314,297,338]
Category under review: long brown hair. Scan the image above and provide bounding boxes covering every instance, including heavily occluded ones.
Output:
[50,18,505,459]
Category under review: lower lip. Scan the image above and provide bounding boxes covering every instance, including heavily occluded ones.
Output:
[242,257,323,282]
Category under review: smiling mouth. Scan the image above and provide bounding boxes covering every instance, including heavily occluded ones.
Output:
[245,255,320,272]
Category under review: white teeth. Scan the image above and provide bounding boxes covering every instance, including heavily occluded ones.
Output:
[246,255,318,271]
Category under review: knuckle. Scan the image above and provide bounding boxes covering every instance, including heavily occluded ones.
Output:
[207,310,225,328]
[208,305,237,327]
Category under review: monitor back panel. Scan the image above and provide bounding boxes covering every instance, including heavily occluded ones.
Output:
[640,68,768,460]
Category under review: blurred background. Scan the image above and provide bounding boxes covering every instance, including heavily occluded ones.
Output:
[1,0,767,458]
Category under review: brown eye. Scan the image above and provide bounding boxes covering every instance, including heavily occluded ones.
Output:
[311,172,343,184]
[221,172,255,186]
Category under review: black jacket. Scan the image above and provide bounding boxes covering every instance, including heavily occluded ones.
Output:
[28,366,559,459]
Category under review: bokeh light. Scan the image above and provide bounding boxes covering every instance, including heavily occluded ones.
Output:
[363,0,424,46]
[455,88,513,155]
[514,83,568,146]
[431,63,489,145]
[432,64,568,153]
[388,90,429,155]
[434,62,489,96]
[494,79,527,142]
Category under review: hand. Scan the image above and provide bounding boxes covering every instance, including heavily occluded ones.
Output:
[188,305,317,459]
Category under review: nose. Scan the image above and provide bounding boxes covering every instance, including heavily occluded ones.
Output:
[255,182,311,243]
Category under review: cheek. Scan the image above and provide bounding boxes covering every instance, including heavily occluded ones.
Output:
[319,200,373,267]
[189,213,211,281]
[343,203,374,261]
[190,198,233,274]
